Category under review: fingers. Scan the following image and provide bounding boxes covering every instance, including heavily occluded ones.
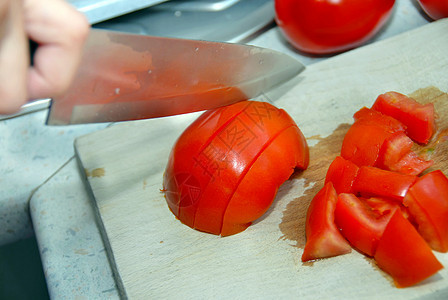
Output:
[0,0,28,114]
[24,0,89,100]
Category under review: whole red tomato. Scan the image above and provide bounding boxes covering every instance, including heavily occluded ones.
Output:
[417,0,448,20]
[274,0,396,54]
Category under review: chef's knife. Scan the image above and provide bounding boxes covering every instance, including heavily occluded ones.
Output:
[24,29,305,125]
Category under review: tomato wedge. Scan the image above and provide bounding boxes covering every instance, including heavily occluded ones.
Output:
[302,182,351,262]
[377,131,433,175]
[371,91,437,144]
[335,193,393,256]
[325,156,359,194]
[352,166,417,201]
[221,125,309,236]
[403,170,448,252]
[353,107,406,131]
[341,108,406,166]
[374,211,443,288]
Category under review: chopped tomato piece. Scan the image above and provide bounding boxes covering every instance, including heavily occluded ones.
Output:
[353,107,407,132]
[325,156,359,194]
[302,182,351,262]
[363,196,412,221]
[377,131,433,175]
[352,166,417,201]
[374,211,443,288]
[371,91,437,144]
[403,170,448,252]
[341,108,406,166]
[335,193,393,256]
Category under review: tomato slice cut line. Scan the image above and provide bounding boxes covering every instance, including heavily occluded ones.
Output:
[186,102,252,223]
[218,123,300,234]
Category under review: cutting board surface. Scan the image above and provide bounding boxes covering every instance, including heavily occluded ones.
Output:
[75,20,448,299]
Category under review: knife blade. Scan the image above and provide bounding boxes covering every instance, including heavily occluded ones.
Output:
[44,29,304,125]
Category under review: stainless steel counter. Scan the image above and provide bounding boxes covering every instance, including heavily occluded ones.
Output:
[0,0,432,298]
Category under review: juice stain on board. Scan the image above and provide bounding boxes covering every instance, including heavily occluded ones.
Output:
[279,86,448,249]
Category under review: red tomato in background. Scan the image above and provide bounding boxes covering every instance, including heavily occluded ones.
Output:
[418,0,448,20]
[163,100,309,236]
[274,0,396,54]
[302,182,352,262]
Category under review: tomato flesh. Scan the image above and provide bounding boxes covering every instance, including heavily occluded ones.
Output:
[377,131,433,175]
[302,182,351,262]
[403,170,448,252]
[164,101,309,236]
[352,166,417,201]
[335,193,392,256]
[374,211,443,288]
[372,91,437,144]
[325,156,359,194]
[363,196,412,221]
[274,0,395,54]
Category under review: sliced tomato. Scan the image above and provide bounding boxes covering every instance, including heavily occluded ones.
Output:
[371,91,437,144]
[353,107,406,132]
[163,101,309,236]
[335,193,393,256]
[374,211,443,288]
[221,126,309,236]
[325,156,359,194]
[352,166,417,201]
[377,131,433,175]
[363,196,412,221]
[341,108,406,166]
[302,182,352,262]
[403,170,448,252]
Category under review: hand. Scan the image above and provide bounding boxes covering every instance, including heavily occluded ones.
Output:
[0,0,89,114]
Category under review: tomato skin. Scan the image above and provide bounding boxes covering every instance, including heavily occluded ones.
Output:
[274,0,395,54]
[353,107,406,132]
[335,193,393,256]
[403,170,448,252]
[372,92,437,144]
[302,182,352,262]
[163,101,309,236]
[221,126,309,236]
[418,0,448,20]
[325,156,359,194]
[352,166,417,201]
[374,211,443,288]
[341,108,406,166]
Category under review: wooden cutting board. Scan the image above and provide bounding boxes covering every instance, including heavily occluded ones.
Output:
[75,20,448,299]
